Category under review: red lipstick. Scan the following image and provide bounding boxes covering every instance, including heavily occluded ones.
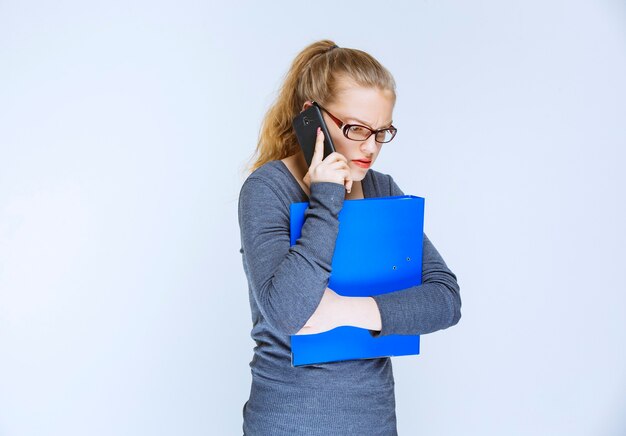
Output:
[352,159,372,169]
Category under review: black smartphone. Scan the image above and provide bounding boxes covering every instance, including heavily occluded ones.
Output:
[292,103,336,167]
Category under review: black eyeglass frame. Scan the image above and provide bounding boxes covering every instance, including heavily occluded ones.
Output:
[312,101,398,144]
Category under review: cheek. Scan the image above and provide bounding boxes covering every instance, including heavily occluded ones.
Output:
[332,138,351,157]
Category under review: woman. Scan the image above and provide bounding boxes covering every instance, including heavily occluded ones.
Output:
[238,40,462,435]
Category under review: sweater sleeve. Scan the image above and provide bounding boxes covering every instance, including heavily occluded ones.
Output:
[238,177,346,336]
[368,175,462,337]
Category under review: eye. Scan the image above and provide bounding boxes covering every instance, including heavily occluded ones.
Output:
[349,125,367,133]
[345,124,373,140]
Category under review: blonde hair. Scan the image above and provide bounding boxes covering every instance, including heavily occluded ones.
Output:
[243,39,397,175]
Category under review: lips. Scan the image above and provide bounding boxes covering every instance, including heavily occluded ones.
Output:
[353,159,372,168]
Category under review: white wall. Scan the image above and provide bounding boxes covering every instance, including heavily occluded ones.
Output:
[1,1,624,435]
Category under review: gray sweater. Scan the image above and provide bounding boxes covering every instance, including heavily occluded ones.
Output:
[238,160,461,435]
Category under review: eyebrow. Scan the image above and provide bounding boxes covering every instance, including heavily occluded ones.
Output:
[348,117,394,129]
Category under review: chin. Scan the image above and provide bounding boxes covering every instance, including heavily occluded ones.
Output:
[350,170,368,182]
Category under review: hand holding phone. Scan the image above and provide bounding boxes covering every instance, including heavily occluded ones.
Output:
[303,127,353,194]
[293,102,352,194]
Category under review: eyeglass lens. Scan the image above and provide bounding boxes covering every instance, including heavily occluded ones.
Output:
[346,125,395,143]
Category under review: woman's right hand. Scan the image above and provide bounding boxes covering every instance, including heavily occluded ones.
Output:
[303,127,353,194]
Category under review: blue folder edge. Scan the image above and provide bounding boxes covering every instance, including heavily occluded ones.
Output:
[289,195,424,367]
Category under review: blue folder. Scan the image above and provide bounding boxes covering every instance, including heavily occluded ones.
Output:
[289,194,425,366]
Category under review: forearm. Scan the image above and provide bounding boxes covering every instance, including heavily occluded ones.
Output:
[371,281,461,336]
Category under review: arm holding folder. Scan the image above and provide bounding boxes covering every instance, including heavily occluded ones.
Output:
[240,172,461,342]
[238,176,349,336]
[290,176,462,339]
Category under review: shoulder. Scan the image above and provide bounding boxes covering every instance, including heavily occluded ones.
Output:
[239,160,283,200]
[245,160,285,183]
[238,160,304,210]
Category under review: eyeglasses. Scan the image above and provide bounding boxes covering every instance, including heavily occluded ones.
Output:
[313,101,398,144]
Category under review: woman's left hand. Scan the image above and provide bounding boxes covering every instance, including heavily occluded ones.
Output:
[295,288,345,335]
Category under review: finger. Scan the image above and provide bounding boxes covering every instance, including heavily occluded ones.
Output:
[325,151,348,164]
[310,127,325,168]
[328,160,350,169]
[339,168,353,193]
[336,169,352,187]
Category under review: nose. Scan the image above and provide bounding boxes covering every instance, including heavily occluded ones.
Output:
[360,134,378,155]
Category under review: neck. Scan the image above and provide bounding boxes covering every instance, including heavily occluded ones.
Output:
[292,151,308,179]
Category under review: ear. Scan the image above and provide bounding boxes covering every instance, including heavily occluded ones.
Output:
[301,100,313,112]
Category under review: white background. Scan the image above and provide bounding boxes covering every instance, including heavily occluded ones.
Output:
[1,1,625,435]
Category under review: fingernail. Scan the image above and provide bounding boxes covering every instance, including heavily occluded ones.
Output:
[317,127,321,134]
